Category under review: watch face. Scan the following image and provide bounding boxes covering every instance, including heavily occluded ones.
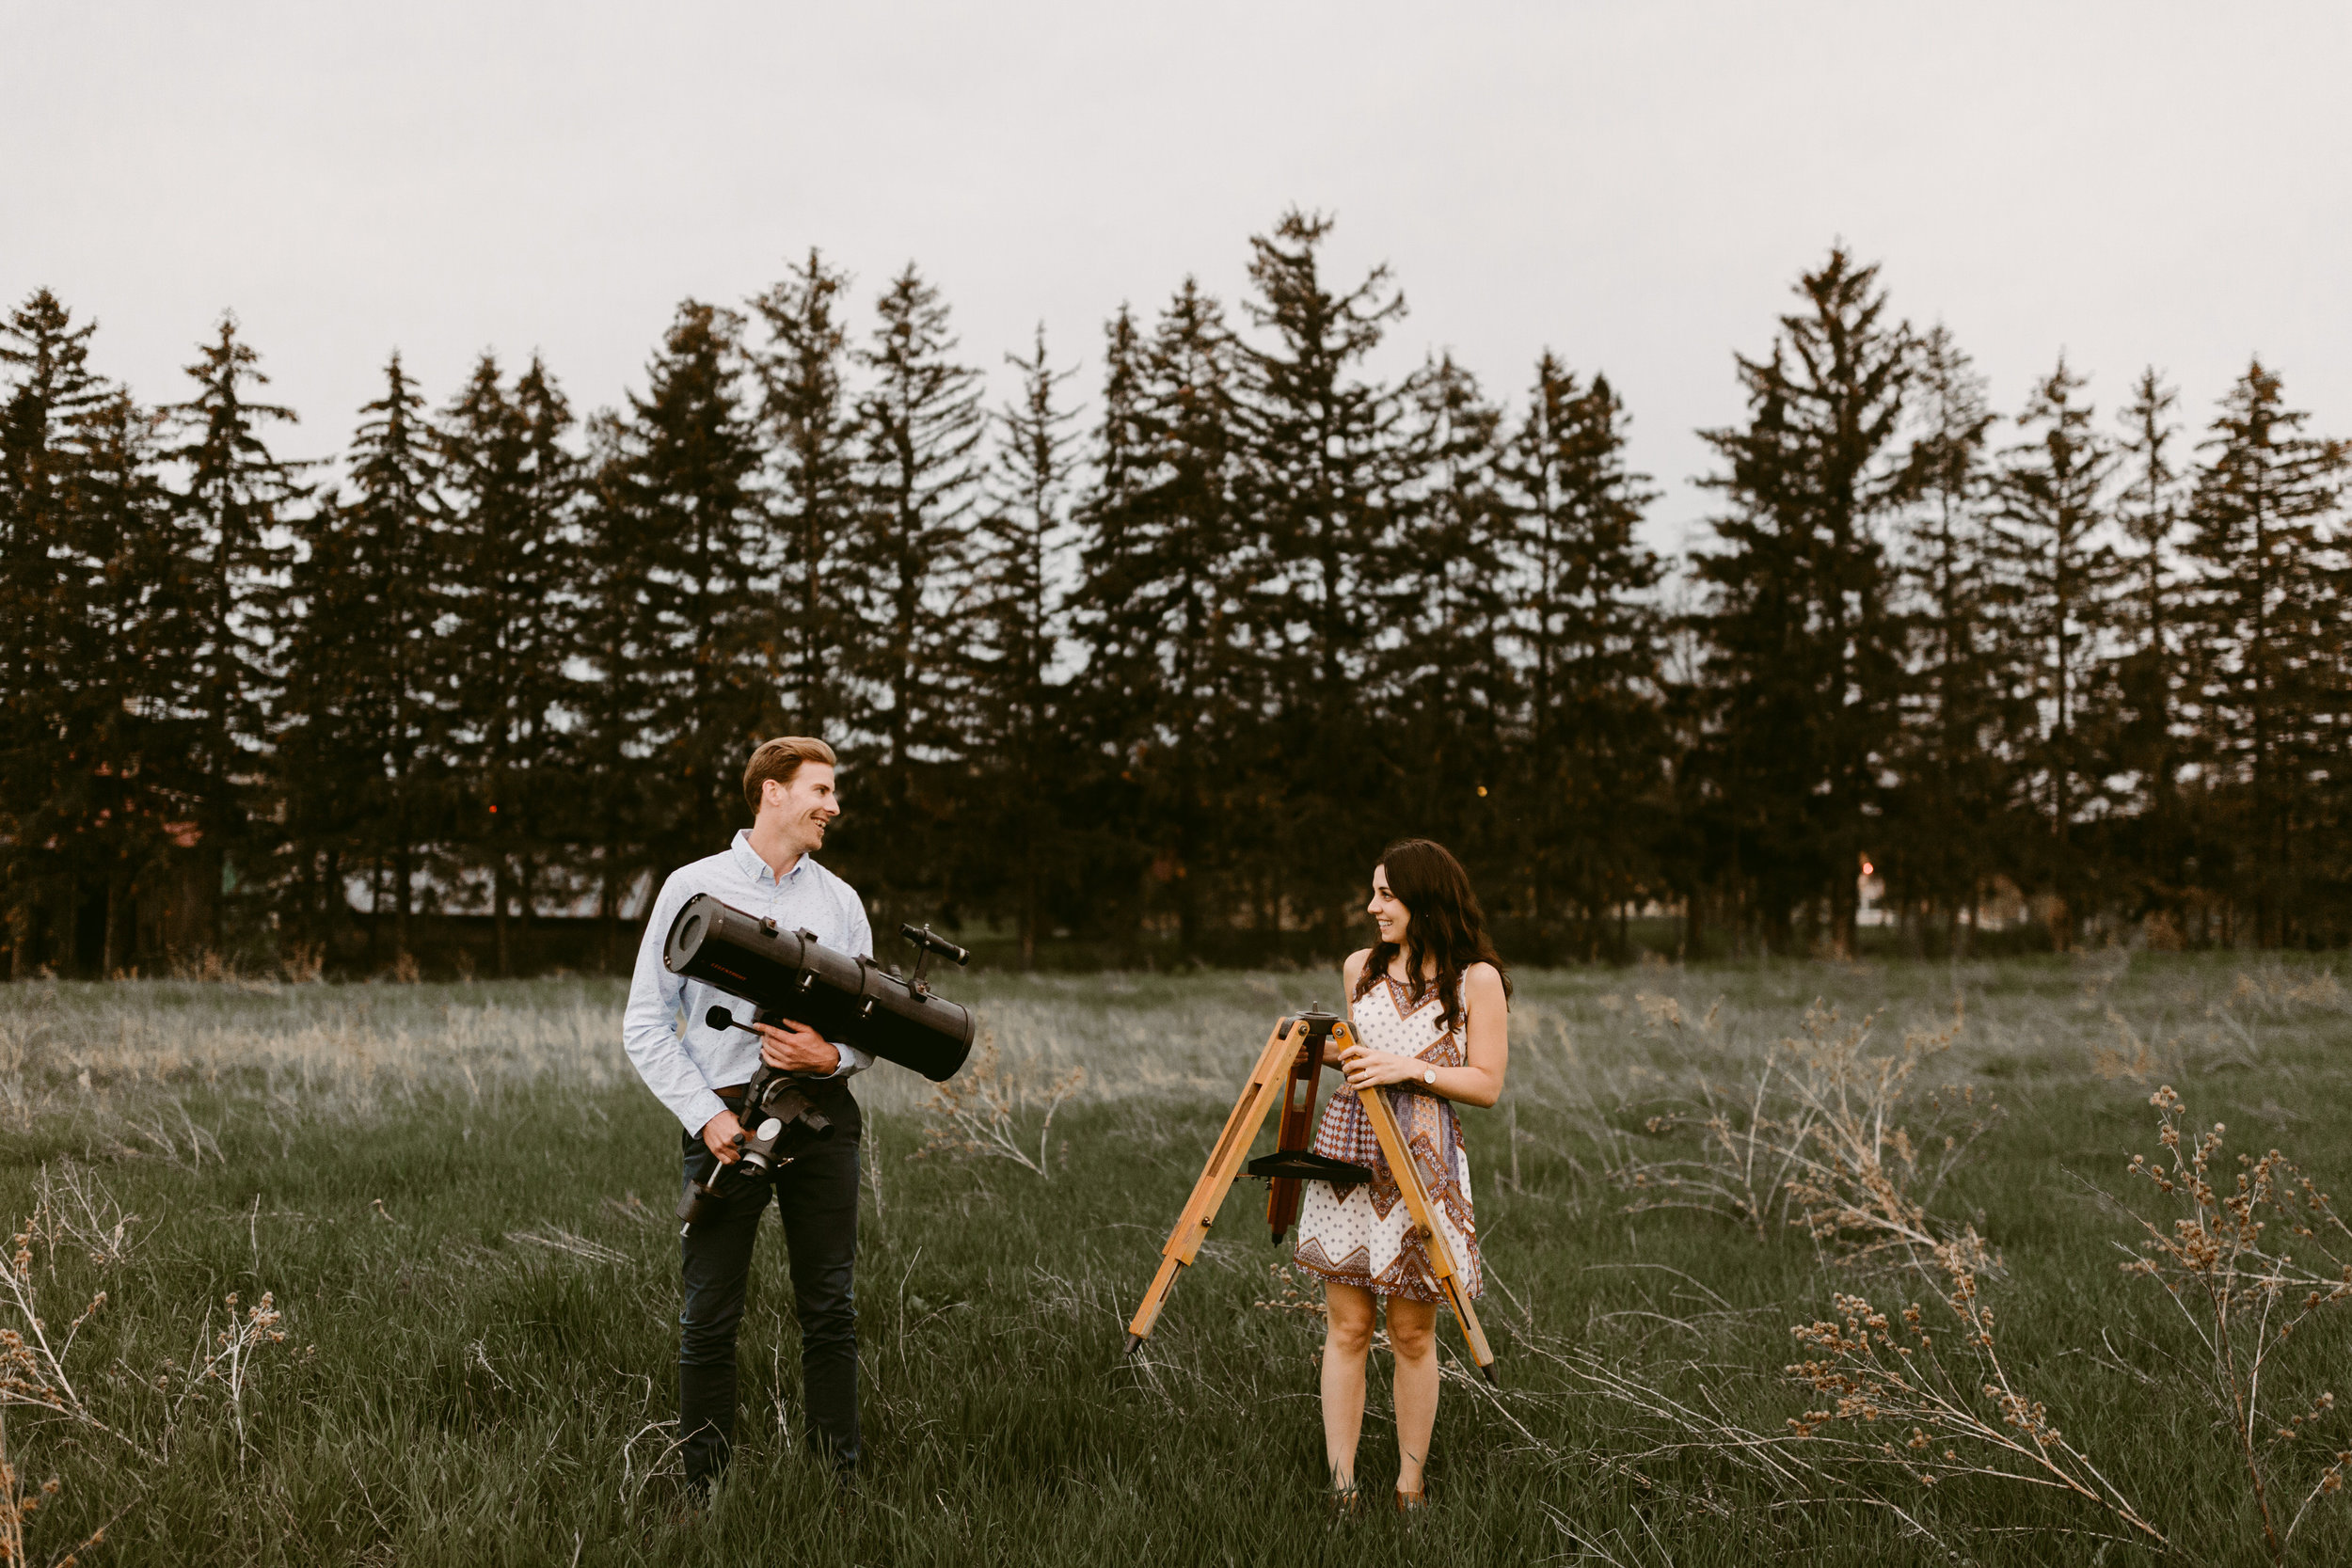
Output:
[1423,1068,1437,1084]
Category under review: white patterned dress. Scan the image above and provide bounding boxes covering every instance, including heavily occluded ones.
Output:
[1291,974,1482,1304]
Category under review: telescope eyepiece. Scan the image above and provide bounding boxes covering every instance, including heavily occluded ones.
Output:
[899,924,971,967]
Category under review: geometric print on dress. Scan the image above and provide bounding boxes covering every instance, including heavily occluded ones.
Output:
[1310,974,1472,1227]
[1292,970,1483,1300]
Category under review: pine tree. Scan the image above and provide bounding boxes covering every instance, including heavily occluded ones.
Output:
[2184,362,2347,943]
[1238,210,1407,695]
[0,291,106,973]
[1070,281,1258,955]
[1693,249,1913,955]
[0,293,176,975]
[967,325,1081,964]
[1234,210,1413,927]
[1067,305,1154,722]
[160,314,308,953]
[328,352,447,962]
[751,249,864,736]
[1385,355,1518,878]
[850,265,984,912]
[68,388,181,974]
[2107,368,2192,926]
[1887,325,2004,953]
[600,302,771,876]
[277,453,372,960]
[1500,354,1663,958]
[1089,305,1150,531]
[1988,357,2119,947]
[574,408,654,970]
[1061,302,1159,945]
[438,353,580,975]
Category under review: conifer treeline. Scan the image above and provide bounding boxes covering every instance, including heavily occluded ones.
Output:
[3,214,2346,976]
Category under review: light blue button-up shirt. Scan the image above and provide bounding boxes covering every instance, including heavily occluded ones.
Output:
[622,831,875,1134]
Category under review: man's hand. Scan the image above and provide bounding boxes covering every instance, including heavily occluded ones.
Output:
[754,1019,842,1075]
[702,1108,746,1164]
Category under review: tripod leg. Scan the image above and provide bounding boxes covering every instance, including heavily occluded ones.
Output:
[1123,1017,1306,1352]
[1337,1022,1500,1386]
[1264,1032,1325,1240]
[1122,1256,1184,1354]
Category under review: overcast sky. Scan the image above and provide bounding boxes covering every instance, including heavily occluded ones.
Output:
[7,2,2347,554]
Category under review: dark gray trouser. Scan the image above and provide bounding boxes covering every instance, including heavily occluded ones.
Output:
[677,1127,861,1486]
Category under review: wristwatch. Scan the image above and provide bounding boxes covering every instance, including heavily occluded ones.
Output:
[1422,1067,1438,1085]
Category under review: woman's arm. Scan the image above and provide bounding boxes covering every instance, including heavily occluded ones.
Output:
[1340,963,1509,1107]
[1324,949,1370,1067]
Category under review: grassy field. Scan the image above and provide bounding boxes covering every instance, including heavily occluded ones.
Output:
[0,953,2347,1565]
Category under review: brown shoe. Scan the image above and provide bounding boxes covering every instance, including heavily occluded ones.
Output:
[1394,1485,1427,1513]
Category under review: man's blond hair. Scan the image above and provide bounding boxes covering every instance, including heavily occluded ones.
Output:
[742,736,837,816]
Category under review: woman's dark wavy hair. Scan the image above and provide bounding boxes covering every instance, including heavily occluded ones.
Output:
[1350,837,1511,1035]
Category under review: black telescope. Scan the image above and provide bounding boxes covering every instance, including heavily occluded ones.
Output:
[661,894,976,1083]
[664,895,976,1227]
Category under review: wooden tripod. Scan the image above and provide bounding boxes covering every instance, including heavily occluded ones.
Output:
[1122,1008,1497,1385]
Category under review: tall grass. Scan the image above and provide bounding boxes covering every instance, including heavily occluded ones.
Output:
[0,954,2343,1564]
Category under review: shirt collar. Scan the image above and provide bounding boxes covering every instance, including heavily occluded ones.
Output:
[730,830,810,888]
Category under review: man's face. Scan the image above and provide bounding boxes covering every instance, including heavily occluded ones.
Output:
[762,763,839,853]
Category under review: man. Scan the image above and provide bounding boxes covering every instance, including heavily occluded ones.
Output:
[622,736,871,1495]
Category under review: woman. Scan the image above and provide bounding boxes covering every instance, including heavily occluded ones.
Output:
[1293,837,1511,1512]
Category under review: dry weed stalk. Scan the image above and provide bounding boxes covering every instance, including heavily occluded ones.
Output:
[1504,1334,1952,1548]
[5,1167,299,1484]
[0,1185,143,1456]
[115,1100,220,1171]
[1489,1324,2158,1556]
[276,943,326,985]
[1252,1264,1327,1322]
[2227,966,2345,1017]
[1621,1002,2001,1274]
[504,1225,630,1266]
[914,1034,1082,1180]
[0,1409,105,1568]
[167,1292,288,1460]
[2091,1008,2165,1084]
[1592,1001,2154,1544]
[2120,1084,2352,1560]
[1781,1240,2164,1543]
[167,951,236,983]
[21,1168,138,1274]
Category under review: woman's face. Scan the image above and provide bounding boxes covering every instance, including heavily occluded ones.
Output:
[1367,864,1410,944]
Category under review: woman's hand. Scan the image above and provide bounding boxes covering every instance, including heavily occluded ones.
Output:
[1340,1046,1429,1091]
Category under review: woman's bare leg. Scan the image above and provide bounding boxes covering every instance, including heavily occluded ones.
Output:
[1320,1283,1376,1489]
[1387,1296,1439,1494]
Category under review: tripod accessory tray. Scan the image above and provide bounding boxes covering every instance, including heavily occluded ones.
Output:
[1243,1149,1371,1185]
